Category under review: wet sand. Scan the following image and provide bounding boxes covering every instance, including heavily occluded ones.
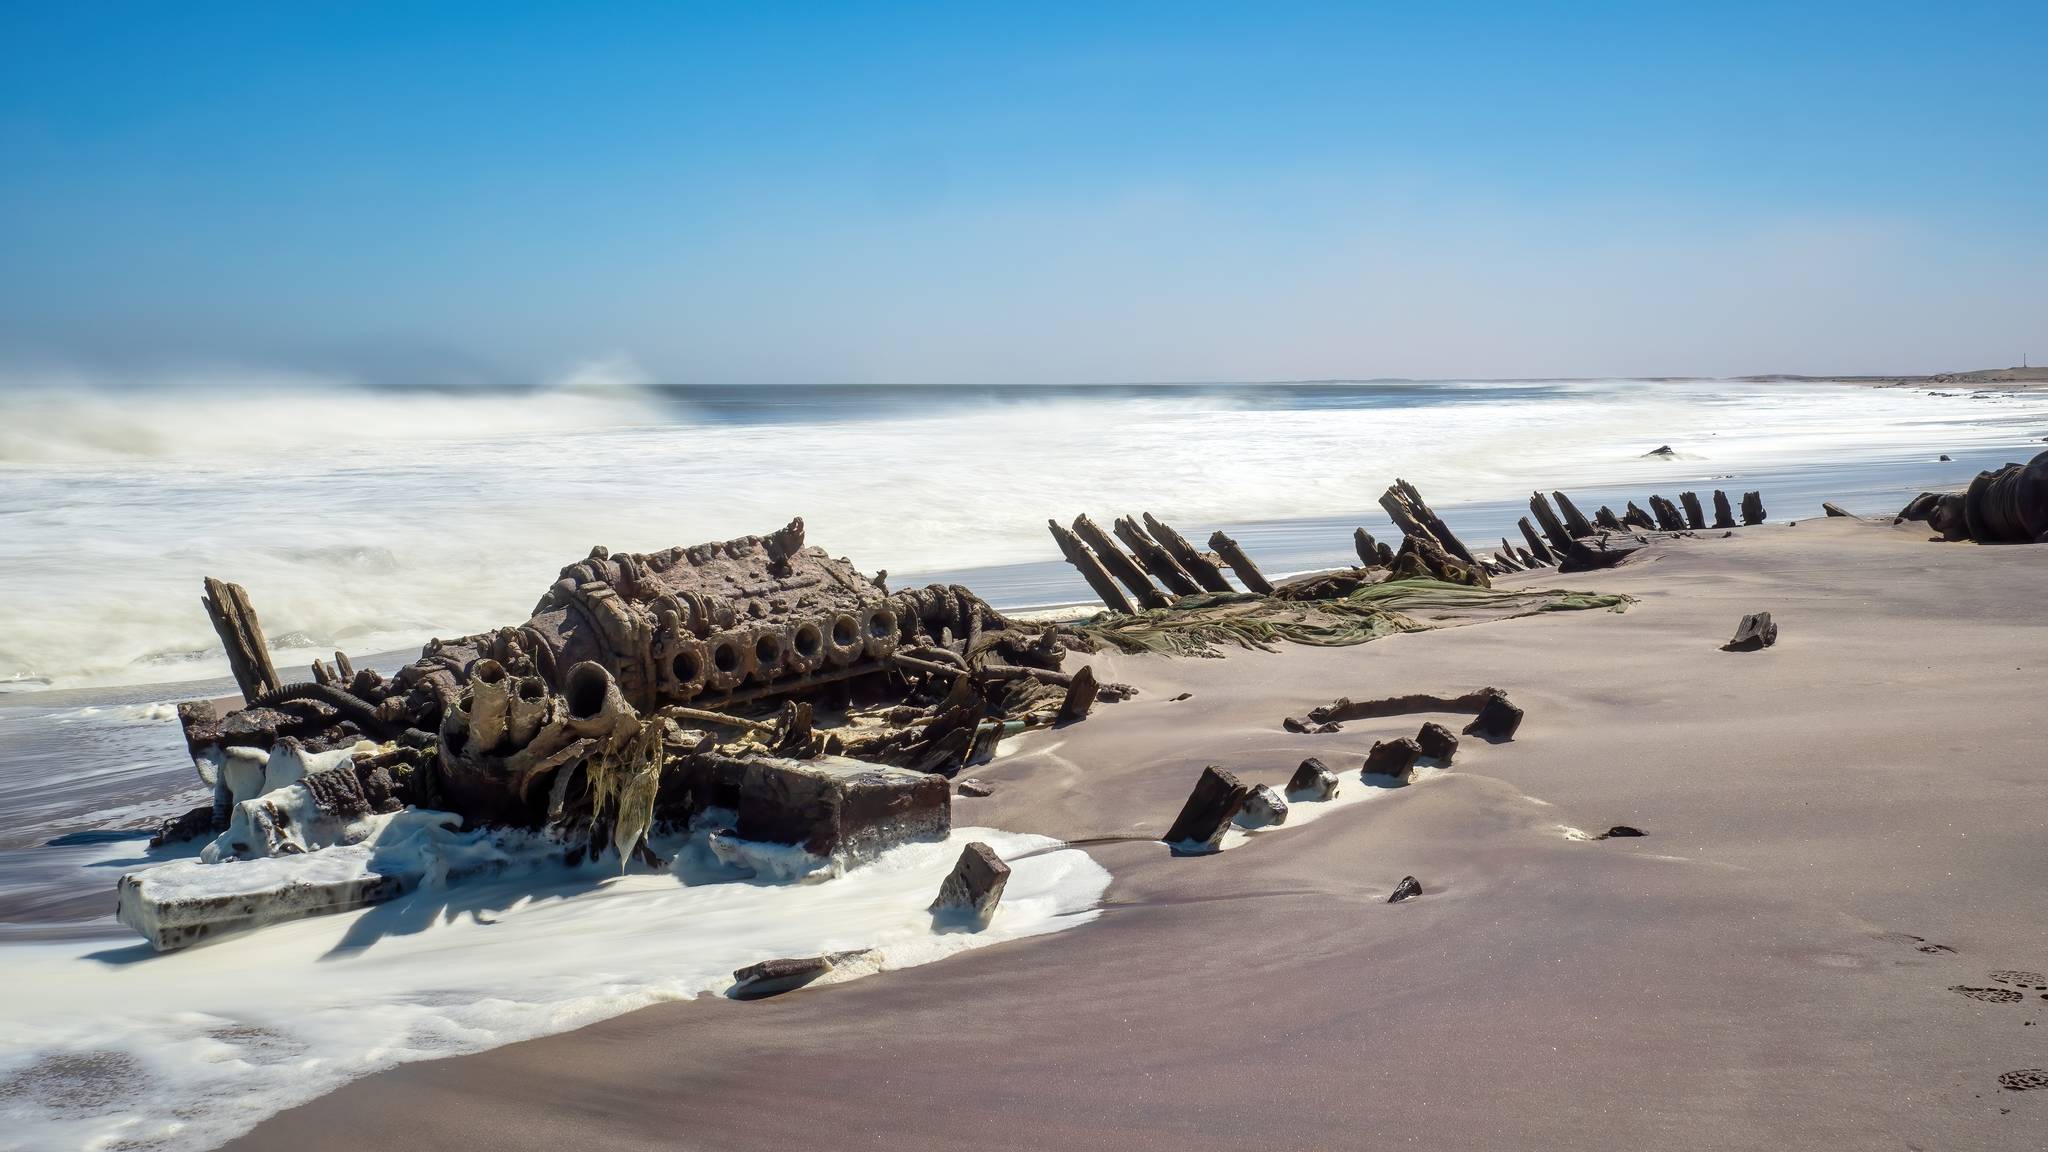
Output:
[231,517,2048,1150]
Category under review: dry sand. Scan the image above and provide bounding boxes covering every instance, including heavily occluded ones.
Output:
[230,517,2048,1150]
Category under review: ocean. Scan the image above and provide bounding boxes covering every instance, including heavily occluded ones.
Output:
[2,376,2044,1149]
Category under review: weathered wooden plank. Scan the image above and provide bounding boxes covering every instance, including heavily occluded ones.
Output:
[200,577,281,701]
[1207,530,1274,595]
[1073,515,1171,609]
[1046,520,1136,615]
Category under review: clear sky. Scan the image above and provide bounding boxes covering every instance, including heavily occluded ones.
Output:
[2,1,2043,385]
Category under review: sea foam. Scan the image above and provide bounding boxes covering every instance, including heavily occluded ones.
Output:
[0,827,1110,1152]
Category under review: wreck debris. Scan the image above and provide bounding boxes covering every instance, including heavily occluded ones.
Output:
[1116,517,1203,596]
[1912,453,2048,544]
[1558,535,1643,572]
[1462,689,1525,741]
[731,949,877,1000]
[1680,491,1707,530]
[1057,665,1099,724]
[1724,612,1778,652]
[1354,527,1392,568]
[1236,784,1290,829]
[1072,515,1172,610]
[1165,765,1251,851]
[1209,530,1275,595]
[1518,517,1558,565]
[1387,875,1423,904]
[1741,491,1767,525]
[1415,722,1459,763]
[1143,514,1233,594]
[1822,502,1852,518]
[1529,492,1574,555]
[1552,491,1596,539]
[1706,490,1732,529]
[1049,519,1137,615]
[1363,737,1423,780]
[201,577,281,701]
[1285,758,1340,801]
[930,840,1010,924]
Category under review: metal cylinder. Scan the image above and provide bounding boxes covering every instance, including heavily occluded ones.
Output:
[467,659,510,754]
[507,675,550,746]
[786,618,827,675]
[663,636,709,701]
[703,629,756,692]
[861,603,900,660]
[822,610,864,667]
[747,625,791,683]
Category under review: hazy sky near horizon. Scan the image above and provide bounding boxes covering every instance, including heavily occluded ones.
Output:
[2,1,2044,387]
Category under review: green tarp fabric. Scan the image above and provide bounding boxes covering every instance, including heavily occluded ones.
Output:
[1074,578,1633,658]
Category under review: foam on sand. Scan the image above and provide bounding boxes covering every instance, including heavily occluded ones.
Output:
[0,827,1110,1152]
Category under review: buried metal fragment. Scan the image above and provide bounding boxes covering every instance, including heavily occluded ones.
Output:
[1723,611,1778,652]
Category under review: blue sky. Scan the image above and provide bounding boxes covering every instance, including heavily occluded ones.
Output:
[2,1,2043,384]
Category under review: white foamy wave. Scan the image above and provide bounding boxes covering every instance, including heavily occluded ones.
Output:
[0,827,1109,1152]
[0,362,659,464]
[3,378,2045,691]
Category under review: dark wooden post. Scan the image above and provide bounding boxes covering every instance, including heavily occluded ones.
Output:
[1143,514,1232,593]
[1649,495,1686,532]
[1517,517,1557,564]
[1394,480,1478,565]
[1113,517,1202,595]
[1072,515,1171,609]
[1595,506,1625,531]
[1528,492,1573,554]
[1208,531,1274,595]
[1047,520,1136,615]
[1679,491,1706,530]
[1712,490,1736,529]
[1741,491,1766,525]
[1624,502,1657,530]
[201,577,281,701]
[1552,492,1596,539]
[1354,527,1382,568]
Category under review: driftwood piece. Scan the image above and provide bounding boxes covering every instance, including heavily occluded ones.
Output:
[1143,515,1232,594]
[1713,490,1737,529]
[1679,492,1707,530]
[1741,491,1766,526]
[1528,492,1573,554]
[1208,531,1274,595]
[1048,520,1136,615]
[1595,505,1625,532]
[201,577,281,701]
[1552,492,1597,539]
[1114,517,1202,596]
[1517,517,1557,565]
[1072,515,1171,609]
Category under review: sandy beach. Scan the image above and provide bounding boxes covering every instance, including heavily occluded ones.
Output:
[208,516,2047,1151]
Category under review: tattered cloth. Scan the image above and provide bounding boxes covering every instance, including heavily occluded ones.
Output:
[1073,577,1634,658]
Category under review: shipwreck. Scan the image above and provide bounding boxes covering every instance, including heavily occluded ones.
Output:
[126,475,1751,951]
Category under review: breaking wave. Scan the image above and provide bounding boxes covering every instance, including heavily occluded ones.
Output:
[4,372,2047,692]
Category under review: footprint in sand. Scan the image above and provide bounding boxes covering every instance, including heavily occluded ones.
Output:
[1999,1069,2048,1091]
[1989,970,2048,988]
[1877,931,1957,954]
[1952,985,2026,1003]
